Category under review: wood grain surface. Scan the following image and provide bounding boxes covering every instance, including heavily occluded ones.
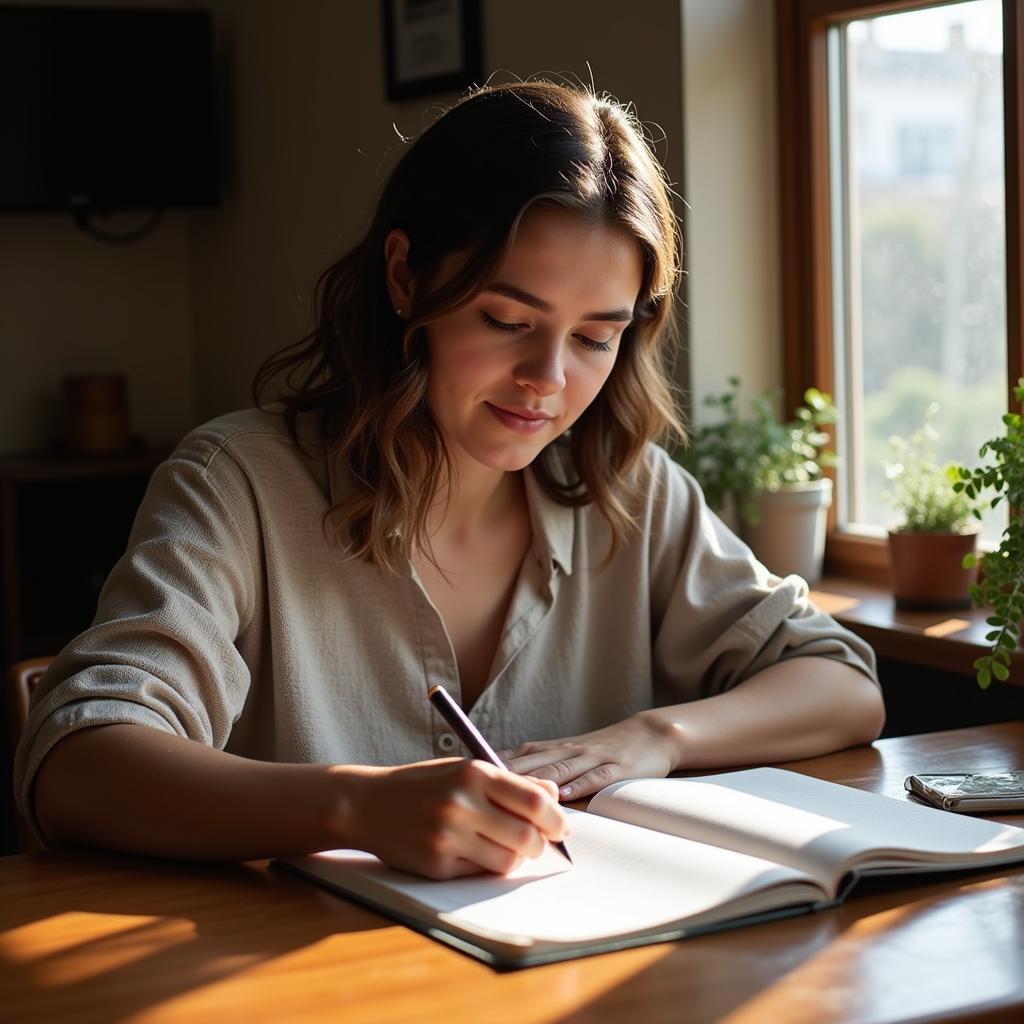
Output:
[810,577,1024,684]
[2,724,1023,1024]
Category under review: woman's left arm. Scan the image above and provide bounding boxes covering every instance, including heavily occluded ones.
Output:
[501,656,885,801]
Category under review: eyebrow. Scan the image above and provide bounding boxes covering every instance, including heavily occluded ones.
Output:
[484,282,634,323]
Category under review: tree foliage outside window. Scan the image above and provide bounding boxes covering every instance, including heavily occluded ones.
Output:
[841,2,1007,544]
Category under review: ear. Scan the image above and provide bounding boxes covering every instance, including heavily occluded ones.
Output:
[383,228,415,316]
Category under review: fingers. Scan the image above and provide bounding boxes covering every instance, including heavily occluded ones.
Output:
[499,742,565,773]
[555,763,622,800]
[499,746,628,800]
[480,765,568,842]
[503,747,599,790]
[413,762,564,877]
[474,812,547,867]
[414,841,529,880]
[501,748,575,775]
[366,759,571,879]
[426,826,545,879]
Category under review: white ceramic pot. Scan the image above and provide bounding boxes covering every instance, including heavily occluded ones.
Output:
[741,479,833,583]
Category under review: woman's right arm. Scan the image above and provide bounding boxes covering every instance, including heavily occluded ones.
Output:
[33,723,568,875]
[24,428,566,875]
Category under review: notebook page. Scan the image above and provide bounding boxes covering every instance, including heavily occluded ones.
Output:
[590,768,1024,890]
[290,807,823,948]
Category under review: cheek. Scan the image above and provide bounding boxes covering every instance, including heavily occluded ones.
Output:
[432,324,509,383]
[572,354,619,407]
[426,324,505,410]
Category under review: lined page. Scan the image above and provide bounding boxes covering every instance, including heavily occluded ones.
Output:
[288,807,822,948]
[590,769,1024,889]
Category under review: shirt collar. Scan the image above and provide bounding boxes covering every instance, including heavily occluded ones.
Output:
[325,444,576,576]
[523,458,575,578]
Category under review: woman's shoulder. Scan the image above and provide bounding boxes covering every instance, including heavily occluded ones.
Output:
[613,441,703,507]
[171,406,283,459]
[171,406,321,466]
[164,406,331,496]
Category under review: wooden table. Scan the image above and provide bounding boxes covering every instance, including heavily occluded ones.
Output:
[2,725,1024,1024]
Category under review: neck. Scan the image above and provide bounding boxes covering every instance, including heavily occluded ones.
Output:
[429,458,523,540]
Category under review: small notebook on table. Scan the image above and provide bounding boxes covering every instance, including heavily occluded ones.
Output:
[278,767,1024,969]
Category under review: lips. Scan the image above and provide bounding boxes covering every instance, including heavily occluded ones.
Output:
[488,403,554,421]
[485,402,557,433]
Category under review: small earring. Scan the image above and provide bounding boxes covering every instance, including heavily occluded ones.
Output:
[394,306,404,317]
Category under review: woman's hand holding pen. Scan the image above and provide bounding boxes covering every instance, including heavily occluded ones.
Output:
[341,759,569,880]
[499,712,680,801]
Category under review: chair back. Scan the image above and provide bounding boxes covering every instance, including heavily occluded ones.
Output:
[7,657,51,755]
[5,657,52,853]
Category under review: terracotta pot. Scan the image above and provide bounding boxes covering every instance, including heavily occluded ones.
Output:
[887,529,979,610]
[64,374,130,454]
[741,479,833,583]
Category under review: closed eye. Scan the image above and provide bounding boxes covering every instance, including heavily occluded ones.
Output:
[481,311,527,332]
[481,311,615,353]
[576,335,613,353]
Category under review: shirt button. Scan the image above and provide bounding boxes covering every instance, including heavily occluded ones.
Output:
[438,732,457,753]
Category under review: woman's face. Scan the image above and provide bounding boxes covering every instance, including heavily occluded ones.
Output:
[423,205,644,476]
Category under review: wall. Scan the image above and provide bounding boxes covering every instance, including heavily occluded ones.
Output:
[186,0,689,421]
[0,1,780,450]
[682,0,781,419]
[186,0,397,420]
[0,0,198,453]
[0,215,197,451]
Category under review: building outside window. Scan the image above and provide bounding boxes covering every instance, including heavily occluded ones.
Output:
[835,0,1006,543]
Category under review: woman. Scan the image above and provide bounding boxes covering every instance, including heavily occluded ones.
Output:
[16,82,884,878]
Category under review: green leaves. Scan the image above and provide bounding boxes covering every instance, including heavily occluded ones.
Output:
[884,406,976,534]
[973,658,992,690]
[957,378,1024,689]
[679,380,837,526]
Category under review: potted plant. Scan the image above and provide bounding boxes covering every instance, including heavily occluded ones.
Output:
[955,378,1024,689]
[884,407,979,610]
[681,377,837,581]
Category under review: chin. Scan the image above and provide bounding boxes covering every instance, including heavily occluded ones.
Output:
[464,441,546,473]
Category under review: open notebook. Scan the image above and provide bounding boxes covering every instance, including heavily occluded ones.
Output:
[278,767,1024,969]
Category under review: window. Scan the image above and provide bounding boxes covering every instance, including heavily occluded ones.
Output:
[778,0,1024,581]
[895,123,956,178]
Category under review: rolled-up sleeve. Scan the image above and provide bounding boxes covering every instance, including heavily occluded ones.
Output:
[13,427,261,834]
[647,450,878,699]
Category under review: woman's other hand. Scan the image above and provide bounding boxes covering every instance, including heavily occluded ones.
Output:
[499,713,680,801]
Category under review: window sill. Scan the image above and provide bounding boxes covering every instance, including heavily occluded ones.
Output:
[810,575,1024,686]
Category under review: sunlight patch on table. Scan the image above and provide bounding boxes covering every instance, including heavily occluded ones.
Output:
[0,912,195,984]
[922,618,971,638]
[720,880,1023,1024]
[808,591,861,615]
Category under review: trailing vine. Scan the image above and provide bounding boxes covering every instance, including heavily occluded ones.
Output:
[955,378,1024,689]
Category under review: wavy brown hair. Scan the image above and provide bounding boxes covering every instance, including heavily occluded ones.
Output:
[254,80,684,572]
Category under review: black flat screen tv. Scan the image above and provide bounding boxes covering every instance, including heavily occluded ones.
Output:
[0,5,218,213]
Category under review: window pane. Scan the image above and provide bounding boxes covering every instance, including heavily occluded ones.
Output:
[834,0,1006,543]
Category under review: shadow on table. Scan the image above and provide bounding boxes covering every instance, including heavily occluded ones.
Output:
[551,866,1024,1024]
[0,848,386,1021]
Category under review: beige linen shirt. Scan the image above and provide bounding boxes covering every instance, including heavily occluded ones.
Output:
[14,408,876,833]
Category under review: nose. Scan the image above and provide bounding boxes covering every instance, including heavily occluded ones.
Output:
[513,334,567,397]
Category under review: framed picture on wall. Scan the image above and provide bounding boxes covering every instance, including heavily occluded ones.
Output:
[382,0,483,101]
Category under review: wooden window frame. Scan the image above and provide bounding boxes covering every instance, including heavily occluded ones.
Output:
[777,0,1024,583]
